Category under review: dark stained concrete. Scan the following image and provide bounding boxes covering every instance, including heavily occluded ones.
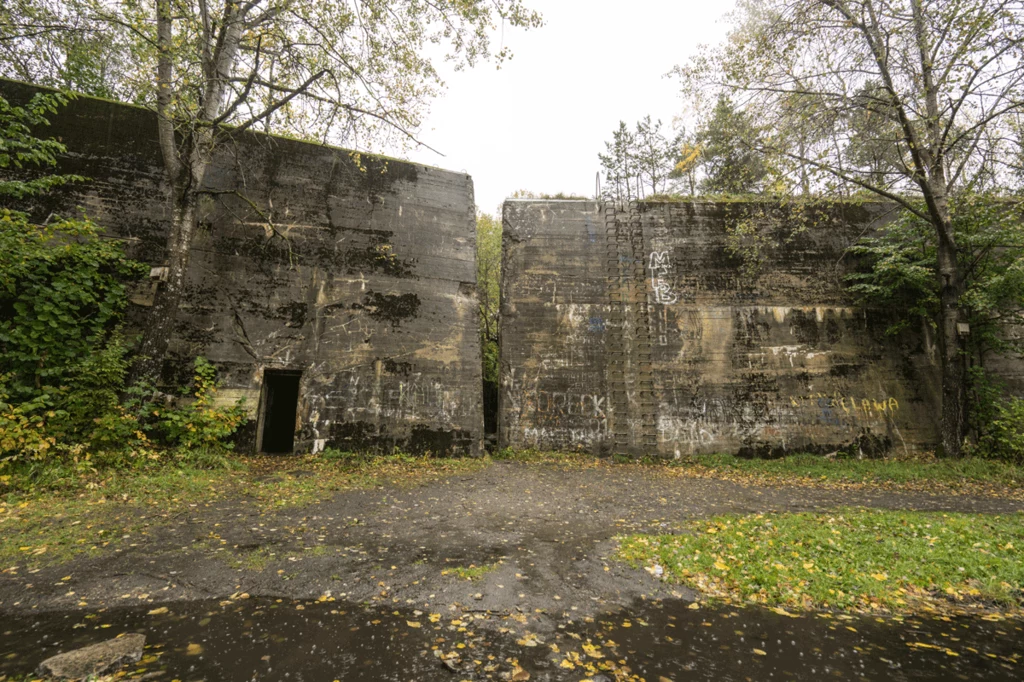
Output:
[0,79,484,455]
[499,199,947,457]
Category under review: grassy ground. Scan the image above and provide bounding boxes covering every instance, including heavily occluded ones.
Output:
[496,449,1024,498]
[0,452,485,568]
[678,452,1024,489]
[4,448,1024,571]
[618,509,1024,615]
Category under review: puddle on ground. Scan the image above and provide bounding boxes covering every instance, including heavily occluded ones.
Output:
[1,598,1020,680]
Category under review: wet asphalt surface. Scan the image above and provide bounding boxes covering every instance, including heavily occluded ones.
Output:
[2,596,1021,680]
[2,460,1023,679]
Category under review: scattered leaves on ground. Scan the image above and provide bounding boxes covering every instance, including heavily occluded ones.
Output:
[617,509,1024,615]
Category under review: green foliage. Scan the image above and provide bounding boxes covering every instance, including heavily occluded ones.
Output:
[476,212,502,384]
[847,196,1024,456]
[721,199,851,281]
[0,92,82,200]
[982,398,1024,464]
[0,92,144,399]
[0,333,158,466]
[696,96,775,195]
[155,358,248,451]
[0,211,148,399]
[0,94,246,469]
[0,92,154,467]
[0,384,58,463]
[967,368,1024,463]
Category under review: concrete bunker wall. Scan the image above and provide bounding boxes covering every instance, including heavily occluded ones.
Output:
[499,199,945,457]
[1,79,484,456]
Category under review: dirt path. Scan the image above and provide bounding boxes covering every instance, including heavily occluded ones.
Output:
[2,460,1022,620]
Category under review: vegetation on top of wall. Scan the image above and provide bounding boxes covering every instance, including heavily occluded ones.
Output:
[598,117,682,202]
[509,190,590,201]
[642,193,882,205]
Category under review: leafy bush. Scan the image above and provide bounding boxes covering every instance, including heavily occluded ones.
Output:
[0,92,249,472]
[0,90,155,466]
[0,209,149,465]
[848,196,1024,458]
[155,357,248,450]
[0,337,157,465]
[0,211,147,399]
[975,397,1024,464]
[0,92,82,200]
[0,385,58,463]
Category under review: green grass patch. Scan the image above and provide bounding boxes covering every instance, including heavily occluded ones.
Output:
[678,452,1024,489]
[442,562,498,581]
[0,451,486,569]
[618,509,1024,614]
[228,546,277,571]
[492,449,1024,496]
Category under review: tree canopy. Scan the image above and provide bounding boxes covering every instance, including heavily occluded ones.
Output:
[1,0,542,148]
[599,117,680,202]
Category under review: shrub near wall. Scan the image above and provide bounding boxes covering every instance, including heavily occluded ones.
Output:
[0,92,248,477]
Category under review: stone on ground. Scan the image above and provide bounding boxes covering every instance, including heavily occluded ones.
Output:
[37,633,146,680]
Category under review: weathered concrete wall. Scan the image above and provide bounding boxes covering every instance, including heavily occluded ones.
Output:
[1,79,483,455]
[500,199,945,457]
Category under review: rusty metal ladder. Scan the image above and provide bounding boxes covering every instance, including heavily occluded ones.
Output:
[625,201,659,451]
[602,201,658,454]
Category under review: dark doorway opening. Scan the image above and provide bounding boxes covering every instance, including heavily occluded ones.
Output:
[260,370,301,454]
[483,379,499,448]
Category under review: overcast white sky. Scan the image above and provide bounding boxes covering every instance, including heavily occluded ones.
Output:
[396,0,737,215]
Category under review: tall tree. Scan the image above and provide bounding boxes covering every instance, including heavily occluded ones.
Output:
[694,95,773,194]
[599,117,680,202]
[678,0,1024,457]
[599,121,637,203]
[0,0,541,380]
[476,212,501,385]
[669,126,702,196]
[633,115,677,197]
